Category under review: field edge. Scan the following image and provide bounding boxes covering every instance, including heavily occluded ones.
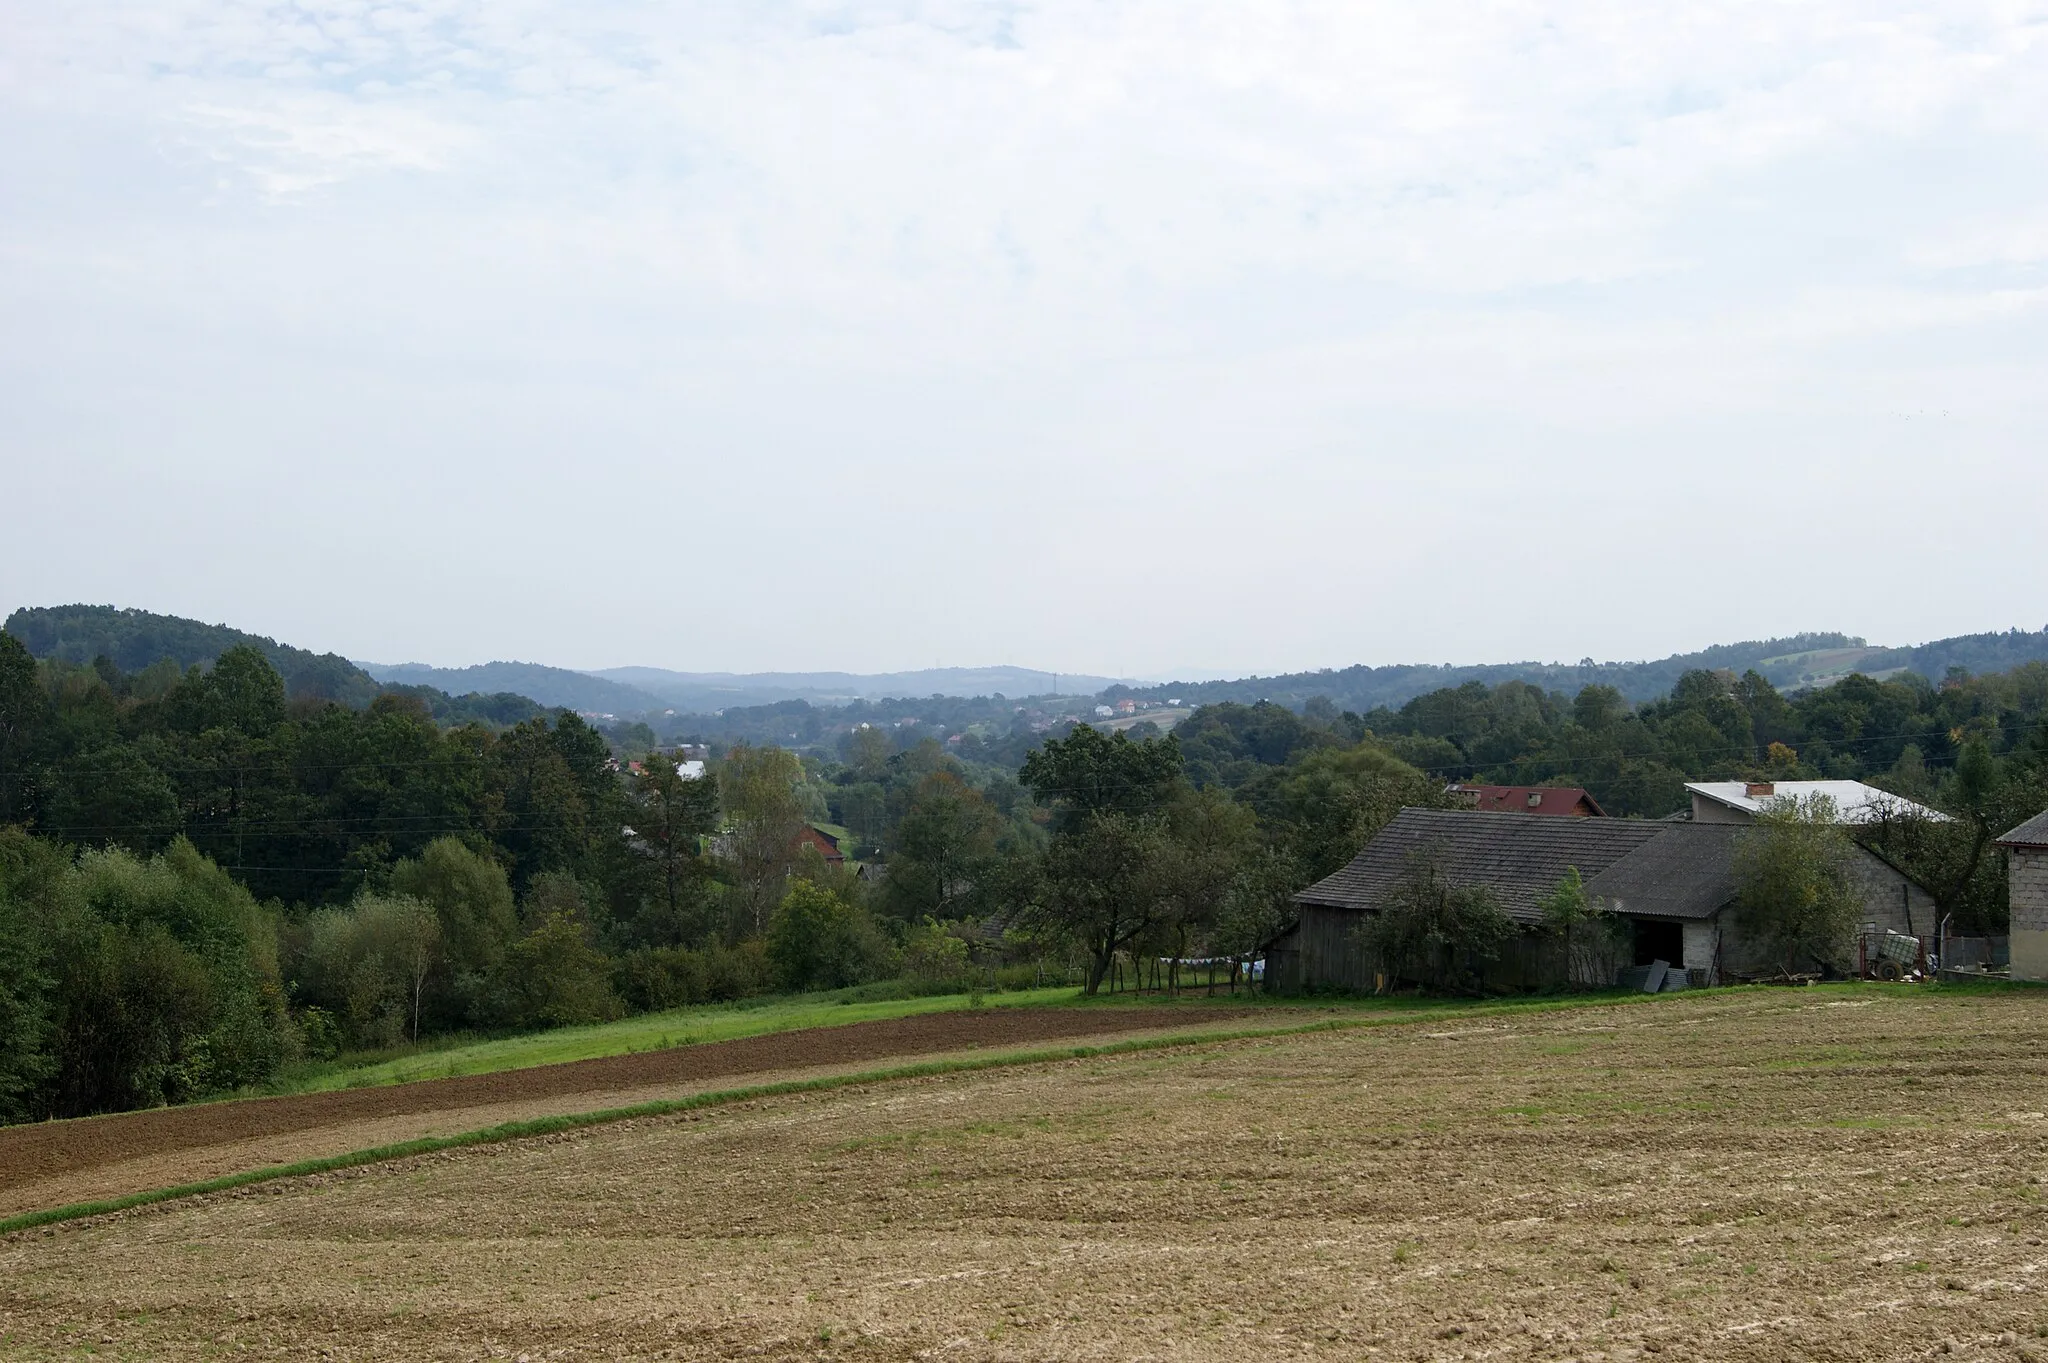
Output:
[0,1008,1504,1236]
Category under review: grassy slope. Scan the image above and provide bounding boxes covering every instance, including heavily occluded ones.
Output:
[267,973,1795,1100]
[270,985,1107,1094]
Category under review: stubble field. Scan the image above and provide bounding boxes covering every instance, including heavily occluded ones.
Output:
[4,986,2047,1361]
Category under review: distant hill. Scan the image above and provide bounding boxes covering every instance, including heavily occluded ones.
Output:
[587,665,1124,710]
[1121,628,2048,714]
[15,603,2044,728]
[4,605,557,727]
[4,604,382,705]
[358,661,669,715]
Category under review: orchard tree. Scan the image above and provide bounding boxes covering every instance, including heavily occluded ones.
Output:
[883,771,1001,922]
[1026,811,1176,994]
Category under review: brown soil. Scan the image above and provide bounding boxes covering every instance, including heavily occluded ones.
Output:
[0,1005,1248,1206]
[4,988,2046,1361]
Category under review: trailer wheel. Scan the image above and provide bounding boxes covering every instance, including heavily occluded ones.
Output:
[1874,959,1904,982]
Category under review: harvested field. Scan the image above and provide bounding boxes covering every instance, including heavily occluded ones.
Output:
[0,1005,1257,1219]
[5,987,2048,1361]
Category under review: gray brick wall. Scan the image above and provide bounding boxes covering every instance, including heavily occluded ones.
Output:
[2011,849,2048,934]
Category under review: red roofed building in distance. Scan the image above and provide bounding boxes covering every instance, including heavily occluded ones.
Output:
[796,825,846,866]
[1447,784,1607,817]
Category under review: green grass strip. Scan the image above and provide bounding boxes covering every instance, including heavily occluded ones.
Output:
[0,980,1970,1237]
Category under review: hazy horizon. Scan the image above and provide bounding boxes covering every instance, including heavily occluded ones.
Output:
[12,600,2043,689]
[6,3,2045,676]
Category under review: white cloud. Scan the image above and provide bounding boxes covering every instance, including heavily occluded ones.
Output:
[2,1,2046,672]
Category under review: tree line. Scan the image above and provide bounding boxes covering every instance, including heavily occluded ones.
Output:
[4,628,2047,1121]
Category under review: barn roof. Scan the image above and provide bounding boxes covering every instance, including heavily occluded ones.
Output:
[1293,809,1669,924]
[1581,823,1743,921]
[1997,809,2048,849]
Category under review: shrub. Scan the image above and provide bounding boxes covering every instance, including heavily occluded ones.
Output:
[1734,793,1862,975]
[1356,849,1519,994]
[24,838,290,1116]
[1538,867,1630,988]
[290,894,440,1048]
[494,907,620,1029]
[901,918,972,986]
[766,881,894,993]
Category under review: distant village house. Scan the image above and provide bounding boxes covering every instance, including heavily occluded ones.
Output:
[1447,784,1606,817]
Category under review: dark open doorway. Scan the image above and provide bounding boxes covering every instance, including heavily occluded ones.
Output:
[1633,919,1683,967]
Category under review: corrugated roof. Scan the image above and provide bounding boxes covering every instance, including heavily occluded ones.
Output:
[1685,780,1949,824]
[1583,824,1742,921]
[1996,809,2048,849]
[1293,808,1668,924]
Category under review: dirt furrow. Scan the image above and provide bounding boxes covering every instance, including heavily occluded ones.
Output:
[0,1006,1251,1203]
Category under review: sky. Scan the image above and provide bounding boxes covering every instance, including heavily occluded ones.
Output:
[3,2,2045,680]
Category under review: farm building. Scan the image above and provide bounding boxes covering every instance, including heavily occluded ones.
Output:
[797,825,846,866]
[1998,810,2048,983]
[1684,780,1948,825]
[1447,784,1606,816]
[1267,807,1934,992]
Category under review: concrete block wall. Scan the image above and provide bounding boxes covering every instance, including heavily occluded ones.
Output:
[2012,848,2048,983]
[1847,849,1935,938]
[1682,921,1719,983]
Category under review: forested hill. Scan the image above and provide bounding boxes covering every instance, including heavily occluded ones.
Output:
[359,660,668,715]
[4,605,552,728]
[5,604,382,705]
[1122,628,2048,712]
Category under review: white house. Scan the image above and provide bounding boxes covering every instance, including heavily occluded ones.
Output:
[1684,780,1949,826]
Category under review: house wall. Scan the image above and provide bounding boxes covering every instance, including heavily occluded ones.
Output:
[1689,794,1750,824]
[1682,921,1719,982]
[1712,847,1932,976]
[1846,849,1937,938]
[2011,847,2048,983]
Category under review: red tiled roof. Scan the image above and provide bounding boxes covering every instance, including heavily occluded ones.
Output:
[1448,784,1606,817]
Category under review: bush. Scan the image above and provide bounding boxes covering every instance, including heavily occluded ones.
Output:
[289,894,439,1049]
[765,881,895,993]
[1734,793,1862,975]
[901,917,972,987]
[493,907,620,1030]
[1537,867,1630,988]
[613,939,774,1012]
[1356,849,1519,994]
[21,837,291,1116]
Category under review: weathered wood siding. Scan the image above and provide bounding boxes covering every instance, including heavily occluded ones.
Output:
[1268,906,1570,994]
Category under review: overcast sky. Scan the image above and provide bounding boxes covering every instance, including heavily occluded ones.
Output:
[3,2,2045,680]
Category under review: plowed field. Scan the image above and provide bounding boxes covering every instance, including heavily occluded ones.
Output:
[5,987,2046,1361]
[0,1005,1255,1218]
